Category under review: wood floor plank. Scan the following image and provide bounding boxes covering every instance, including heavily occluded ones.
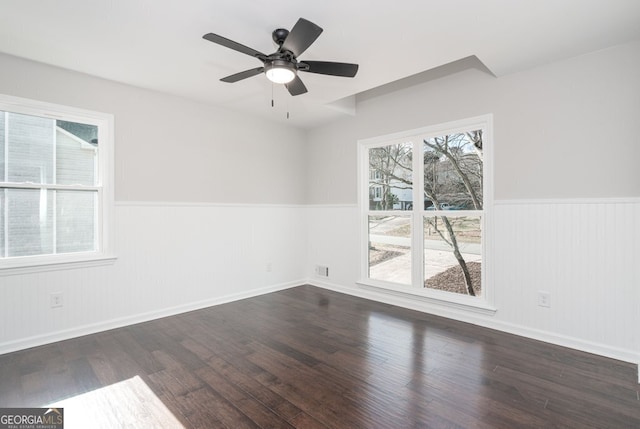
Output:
[179,386,258,429]
[205,354,303,422]
[0,285,638,428]
[195,365,296,429]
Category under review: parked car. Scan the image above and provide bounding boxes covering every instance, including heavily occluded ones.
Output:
[426,202,464,210]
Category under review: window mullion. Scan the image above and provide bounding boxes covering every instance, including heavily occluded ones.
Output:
[3,112,8,258]
[411,137,424,289]
[2,189,6,258]
[52,119,57,255]
[52,189,57,255]
[0,183,100,191]
[95,189,101,253]
[360,143,370,281]
[3,111,7,183]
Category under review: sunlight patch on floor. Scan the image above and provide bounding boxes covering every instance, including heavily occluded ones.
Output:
[46,375,184,428]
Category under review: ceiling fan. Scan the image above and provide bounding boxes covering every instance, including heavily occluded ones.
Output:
[203,18,359,96]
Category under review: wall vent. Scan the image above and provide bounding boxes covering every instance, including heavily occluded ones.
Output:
[316,265,329,277]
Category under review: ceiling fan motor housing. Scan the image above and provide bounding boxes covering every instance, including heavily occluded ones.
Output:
[272,28,290,46]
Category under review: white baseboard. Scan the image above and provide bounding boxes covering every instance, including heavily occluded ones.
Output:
[4,277,638,384]
[0,280,303,356]
[307,278,640,376]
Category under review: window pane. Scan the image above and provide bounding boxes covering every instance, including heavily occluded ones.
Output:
[0,189,4,257]
[0,113,5,180]
[6,112,55,184]
[424,216,481,296]
[56,121,98,186]
[56,190,97,253]
[369,142,413,211]
[1,189,97,257]
[424,131,482,210]
[369,215,411,285]
[5,188,54,257]
[2,112,98,186]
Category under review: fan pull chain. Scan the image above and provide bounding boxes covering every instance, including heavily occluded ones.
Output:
[270,83,291,119]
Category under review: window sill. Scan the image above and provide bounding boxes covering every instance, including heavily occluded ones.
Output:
[0,254,117,277]
[356,279,497,316]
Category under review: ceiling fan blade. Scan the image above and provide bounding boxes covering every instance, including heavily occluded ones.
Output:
[220,67,264,83]
[281,18,323,57]
[285,76,308,96]
[203,33,267,60]
[300,61,359,77]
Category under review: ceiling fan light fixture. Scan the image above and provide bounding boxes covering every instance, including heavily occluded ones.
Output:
[265,60,296,84]
[204,18,358,96]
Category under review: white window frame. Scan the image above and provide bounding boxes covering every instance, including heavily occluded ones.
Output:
[357,114,494,312]
[0,94,115,274]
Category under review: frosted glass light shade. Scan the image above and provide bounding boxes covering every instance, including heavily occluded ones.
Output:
[265,66,296,84]
[264,60,296,84]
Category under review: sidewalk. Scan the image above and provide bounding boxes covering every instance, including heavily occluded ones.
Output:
[369,247,481,285]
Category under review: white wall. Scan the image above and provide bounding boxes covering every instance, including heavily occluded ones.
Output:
[0,53,308,204]
[0,203,307,353]
[307,41,640,204]
[0,53,308,353]
[305,41,640,365]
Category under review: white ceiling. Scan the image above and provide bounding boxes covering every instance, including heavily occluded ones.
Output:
[1,1,639,129]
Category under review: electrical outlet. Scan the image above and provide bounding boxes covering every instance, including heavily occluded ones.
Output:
[50,293,63,308]
[266,262,272,272]
[538,291,551,308]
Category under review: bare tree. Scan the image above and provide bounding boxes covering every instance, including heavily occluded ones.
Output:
[423,132,482,295]
[424,133,483,210]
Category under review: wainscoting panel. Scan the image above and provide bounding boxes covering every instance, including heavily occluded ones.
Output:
[0,202,308,354]
[492,200,639,361]
[2,199,638,373]
[306,200,640,366]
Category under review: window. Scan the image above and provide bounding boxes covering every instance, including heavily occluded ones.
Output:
[372,185,382,200]
[369,169,382,181]
[0,94,114,272]
[359,115,492,309]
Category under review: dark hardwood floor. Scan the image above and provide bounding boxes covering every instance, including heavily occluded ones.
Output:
[0,285,638,428]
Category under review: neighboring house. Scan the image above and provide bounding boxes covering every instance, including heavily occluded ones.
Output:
[369,143,482,211]
[0,112,97,257]
[369,168,414,210]
[55,125,98,254]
